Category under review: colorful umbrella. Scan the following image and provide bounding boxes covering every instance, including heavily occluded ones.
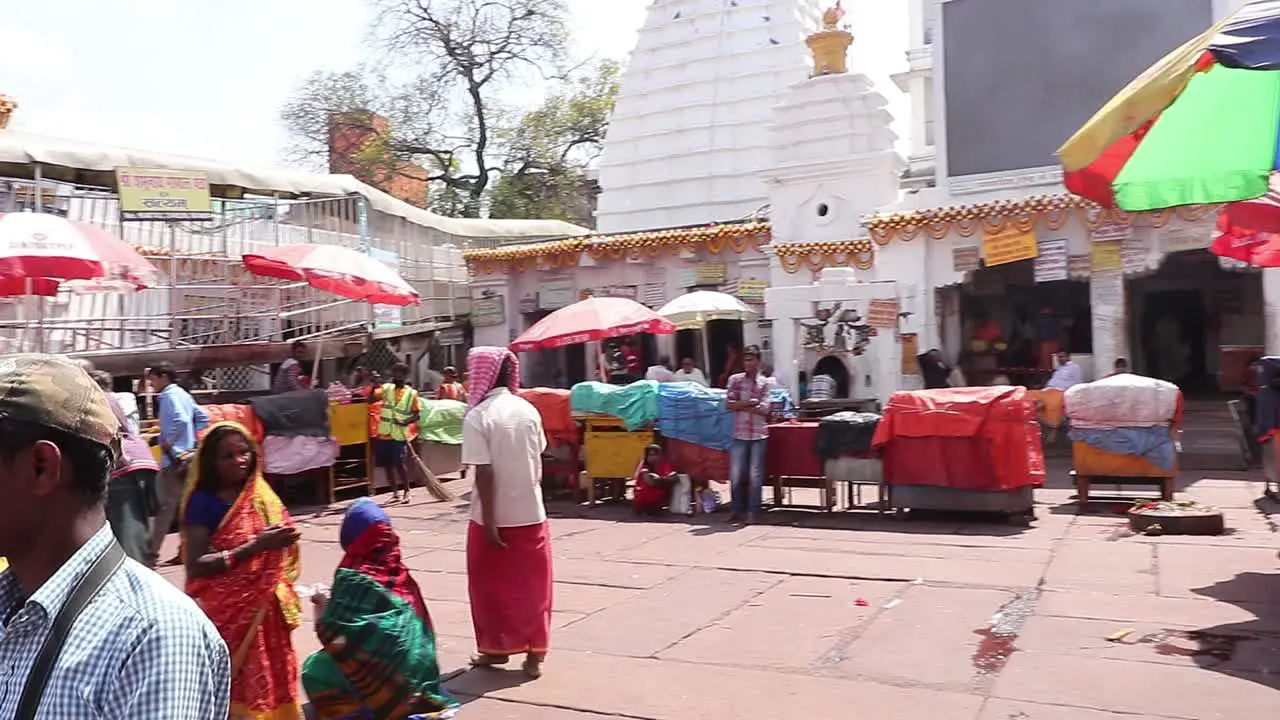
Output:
[242,243,419,306]
[508,296,676,352]
[1060,1,1280,211]
[0,212,159,294]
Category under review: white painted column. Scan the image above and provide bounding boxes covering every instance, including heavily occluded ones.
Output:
[1089,270,1130,379]
[1263,267,1280,354]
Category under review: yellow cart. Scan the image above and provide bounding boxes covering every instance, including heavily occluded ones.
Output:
[581,416,654,505]
[328,402,374,505]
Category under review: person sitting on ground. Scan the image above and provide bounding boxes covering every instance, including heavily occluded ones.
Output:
[302,498,459,720]
[673,357,708,386]
[632,444,679,515]
[645,355,677,383]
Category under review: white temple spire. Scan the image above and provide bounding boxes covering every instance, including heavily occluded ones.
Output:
[594,0,824,233]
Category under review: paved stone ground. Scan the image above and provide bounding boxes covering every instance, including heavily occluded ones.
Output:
[157,463,1280,719]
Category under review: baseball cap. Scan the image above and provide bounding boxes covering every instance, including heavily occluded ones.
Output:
[0,354,118,450]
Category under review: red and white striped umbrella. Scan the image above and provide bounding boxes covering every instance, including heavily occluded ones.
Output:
[509,295,676,352]
[242,243,420,306]
[0,212,159,295]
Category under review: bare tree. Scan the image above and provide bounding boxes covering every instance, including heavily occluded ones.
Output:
[281,0,572,217]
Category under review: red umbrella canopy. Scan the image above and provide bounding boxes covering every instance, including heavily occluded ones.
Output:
[1212,209,1280,266]
[0,212,159,293]
[242,243,419,306]
[509,296,677,352]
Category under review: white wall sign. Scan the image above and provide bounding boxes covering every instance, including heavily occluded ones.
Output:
[1033,238,1068,282]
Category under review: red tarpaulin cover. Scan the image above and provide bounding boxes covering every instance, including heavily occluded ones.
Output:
[665,438,729,484]
[872,386,1045,491]
[765,421,825,478]
[518,387,580,448]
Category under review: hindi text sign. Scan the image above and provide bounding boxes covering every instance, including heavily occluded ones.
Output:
[867,299,900,328]
[1091,240,1122,272]
[115,167,213,222]
[981,225,1039,267]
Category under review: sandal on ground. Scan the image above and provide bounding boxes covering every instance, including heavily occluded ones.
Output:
[470,654,509,667]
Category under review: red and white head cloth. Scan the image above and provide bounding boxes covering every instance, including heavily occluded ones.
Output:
[466,346,519,410]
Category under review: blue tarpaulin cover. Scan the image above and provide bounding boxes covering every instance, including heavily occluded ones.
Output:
[657,382,734,450]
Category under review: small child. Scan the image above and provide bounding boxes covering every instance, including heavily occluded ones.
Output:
[633,444,678,515]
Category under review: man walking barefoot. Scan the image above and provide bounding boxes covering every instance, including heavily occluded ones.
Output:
[461,347,552,679]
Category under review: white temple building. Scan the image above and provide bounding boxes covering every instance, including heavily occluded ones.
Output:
[594,0,824,233]
[466,0,1267,461]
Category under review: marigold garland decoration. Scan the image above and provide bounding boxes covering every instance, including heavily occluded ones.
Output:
[862,194,1218,245]
[464,222,772,275]
[775,239,875,274]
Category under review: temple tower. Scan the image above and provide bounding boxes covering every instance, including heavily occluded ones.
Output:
[594,0,824,232]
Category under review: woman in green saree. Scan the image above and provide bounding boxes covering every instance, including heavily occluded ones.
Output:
[303,498,459,719]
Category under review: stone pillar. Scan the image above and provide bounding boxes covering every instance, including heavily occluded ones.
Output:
[1264,267,1280,355]
[1089,270,1129,380]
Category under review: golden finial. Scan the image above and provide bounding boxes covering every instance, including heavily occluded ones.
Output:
[808,4,853,76]
[0,95,16,130]
[821,1,846,31]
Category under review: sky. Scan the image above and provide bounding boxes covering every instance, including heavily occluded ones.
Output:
[0,0,907,169]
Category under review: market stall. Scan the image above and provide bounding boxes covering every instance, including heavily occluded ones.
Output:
[518,387,582,495]
[764,421,833,510]
[328,400,373,505]
[571,380,659,504]
[872,386,1043,523]
[814,411,883,510]
[1064,373,1182,506]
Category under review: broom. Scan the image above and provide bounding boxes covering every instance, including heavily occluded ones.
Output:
[408,442,457,502]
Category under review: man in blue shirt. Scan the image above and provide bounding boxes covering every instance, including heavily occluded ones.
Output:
[147,362,209,567]
[0,353,229,718]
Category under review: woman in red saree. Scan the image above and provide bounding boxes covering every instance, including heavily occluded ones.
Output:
[182,422,304,719]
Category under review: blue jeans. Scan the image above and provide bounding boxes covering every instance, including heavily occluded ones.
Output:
[729,438,767,516]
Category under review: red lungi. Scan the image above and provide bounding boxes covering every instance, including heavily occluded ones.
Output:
[467,520,553,657]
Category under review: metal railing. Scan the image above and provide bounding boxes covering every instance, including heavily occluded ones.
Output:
[0,178,471,360]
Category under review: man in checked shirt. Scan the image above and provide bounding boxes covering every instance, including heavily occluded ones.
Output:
[724,345,774,525]
[0,354,229,718]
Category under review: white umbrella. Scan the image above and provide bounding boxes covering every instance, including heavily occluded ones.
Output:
[656,290,756,330]
[657,291,757,375]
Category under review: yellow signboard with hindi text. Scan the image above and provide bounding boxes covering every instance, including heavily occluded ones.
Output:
[115,167,214,222]
[981,225,1039,267]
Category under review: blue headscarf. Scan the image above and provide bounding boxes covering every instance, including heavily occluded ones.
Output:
[339,497,390,549]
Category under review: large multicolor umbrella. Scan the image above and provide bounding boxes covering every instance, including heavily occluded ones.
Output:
[0,212,159,295]
[242,243,419,306]
[509,295,676,352]
[1060,1,1280,211]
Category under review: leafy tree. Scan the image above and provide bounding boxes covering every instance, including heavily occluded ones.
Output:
[281,0,573,218]
[488,59,620,226]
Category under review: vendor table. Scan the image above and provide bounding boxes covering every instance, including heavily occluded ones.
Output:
[1071,439,1177,509]
[765,421,836,511]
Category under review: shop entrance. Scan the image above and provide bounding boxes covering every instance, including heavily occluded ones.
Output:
[1127,250,1262,395]
[674,320,744,387]
[1140,290,1207,391]
[954,260,1091,387]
